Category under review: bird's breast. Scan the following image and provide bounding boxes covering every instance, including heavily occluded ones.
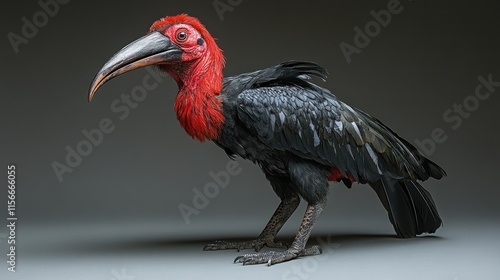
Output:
[174,90,225,142]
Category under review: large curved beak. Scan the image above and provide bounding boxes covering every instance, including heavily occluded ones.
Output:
[88,31,182,102]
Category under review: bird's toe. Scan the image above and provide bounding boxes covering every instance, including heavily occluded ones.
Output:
[204,238,288,252]
[234,246,323,266]
[235,250,296,266]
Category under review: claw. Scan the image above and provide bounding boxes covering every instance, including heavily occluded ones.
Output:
[234,256,244,263]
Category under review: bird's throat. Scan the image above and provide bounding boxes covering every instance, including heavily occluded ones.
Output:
[174,89,224,142]
[172,59,225,142]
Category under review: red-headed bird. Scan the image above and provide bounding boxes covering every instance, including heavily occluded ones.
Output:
[89,14,445,265]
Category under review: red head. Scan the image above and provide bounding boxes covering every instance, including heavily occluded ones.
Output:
[88,14,226,141]
[149,14,225,92]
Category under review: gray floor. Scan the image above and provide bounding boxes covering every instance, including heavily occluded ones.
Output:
[2,216,498,280]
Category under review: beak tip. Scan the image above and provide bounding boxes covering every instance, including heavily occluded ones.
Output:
[88,76,102,102]
[88,87,96,102]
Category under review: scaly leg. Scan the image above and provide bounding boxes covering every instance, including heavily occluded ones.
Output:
[203,194,300,252]
[234,200,326,266]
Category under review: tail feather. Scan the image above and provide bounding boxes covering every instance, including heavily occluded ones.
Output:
[402,180,442,234]
[369,178,442,238]
[424,158,447,180]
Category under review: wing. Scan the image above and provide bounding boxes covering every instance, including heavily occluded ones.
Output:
[233,62,444,182]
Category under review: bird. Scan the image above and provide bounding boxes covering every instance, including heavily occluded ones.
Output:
[88,14,445,266]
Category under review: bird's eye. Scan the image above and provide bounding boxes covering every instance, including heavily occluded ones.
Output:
[176,28,188,42]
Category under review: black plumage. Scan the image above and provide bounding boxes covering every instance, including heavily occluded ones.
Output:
[215,61,445,239]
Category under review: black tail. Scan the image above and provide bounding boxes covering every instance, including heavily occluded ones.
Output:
[369,177,442,238]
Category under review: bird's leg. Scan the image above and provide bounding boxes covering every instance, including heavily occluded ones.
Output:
[234,200,326,266]
[254,194,300,249]
[203,195,300,252]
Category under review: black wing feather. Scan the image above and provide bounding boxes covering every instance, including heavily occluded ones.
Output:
[232,61,444,182]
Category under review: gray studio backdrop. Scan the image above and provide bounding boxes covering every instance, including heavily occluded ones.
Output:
[1,1,499,279]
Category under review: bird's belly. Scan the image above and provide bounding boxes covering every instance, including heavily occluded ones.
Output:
[216,133,289,176]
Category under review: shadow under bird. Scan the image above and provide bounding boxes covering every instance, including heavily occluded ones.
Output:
[88,14,446,265]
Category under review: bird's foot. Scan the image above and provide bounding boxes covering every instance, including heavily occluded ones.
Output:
[234,245,322,266]
[203,238,288,252]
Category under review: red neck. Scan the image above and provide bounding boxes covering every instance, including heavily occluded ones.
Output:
[168,51,225,142]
